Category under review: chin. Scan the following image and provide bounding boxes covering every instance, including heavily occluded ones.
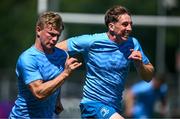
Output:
[122,37,128,41]
[49,44,55,48]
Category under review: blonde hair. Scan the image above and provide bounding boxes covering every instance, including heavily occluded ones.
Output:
[36,11,64,31]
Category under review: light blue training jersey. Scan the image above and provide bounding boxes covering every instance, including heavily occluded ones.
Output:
[9,45,68,118]
[131,81,168,118]
[67,32,150,112]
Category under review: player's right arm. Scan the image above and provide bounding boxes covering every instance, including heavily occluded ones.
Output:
[56,40,68,50]
[56,35,94,53]
[28,57,82,100]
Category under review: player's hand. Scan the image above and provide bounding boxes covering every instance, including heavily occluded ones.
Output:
[128,49,142,61]
[128,49,143,66]
[63,57,82,76]
[54,100,64,115]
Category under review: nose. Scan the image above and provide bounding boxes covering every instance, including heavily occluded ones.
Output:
[127,24,132,32]
[51,35,59,43]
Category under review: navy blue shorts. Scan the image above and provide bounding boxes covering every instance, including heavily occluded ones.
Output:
[80,101,116,119]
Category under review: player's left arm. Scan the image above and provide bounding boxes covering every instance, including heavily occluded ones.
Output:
[124,89,135,118]
[128,49,154,82]
[54,92,64,115]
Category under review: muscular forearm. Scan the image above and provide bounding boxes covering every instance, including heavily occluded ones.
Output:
[29,71,69,100]
[135,62,154,82]
[128,50,154,81]
[41,72,68,97]
[29,57,82,100]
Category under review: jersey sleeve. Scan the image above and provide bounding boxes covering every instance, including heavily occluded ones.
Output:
[16,54,42,85]
[67,35,94,55]
[132,37,150,64]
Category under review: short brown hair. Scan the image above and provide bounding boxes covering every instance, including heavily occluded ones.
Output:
[36,11,64,31]
[105,5,131,27]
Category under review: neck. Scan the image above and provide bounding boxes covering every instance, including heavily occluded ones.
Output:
[35,38,53,54]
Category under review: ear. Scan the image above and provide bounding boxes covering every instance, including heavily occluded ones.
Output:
[108,23,114,31]
[36,26,41,37]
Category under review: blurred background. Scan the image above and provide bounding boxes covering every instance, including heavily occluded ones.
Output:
[0,0,180,118]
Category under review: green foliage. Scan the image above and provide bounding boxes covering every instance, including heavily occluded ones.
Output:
[0,0,179,73]
[0,0,36,68]
[60,0,157,15]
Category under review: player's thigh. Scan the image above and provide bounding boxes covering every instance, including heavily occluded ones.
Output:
[110,112,125,119]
